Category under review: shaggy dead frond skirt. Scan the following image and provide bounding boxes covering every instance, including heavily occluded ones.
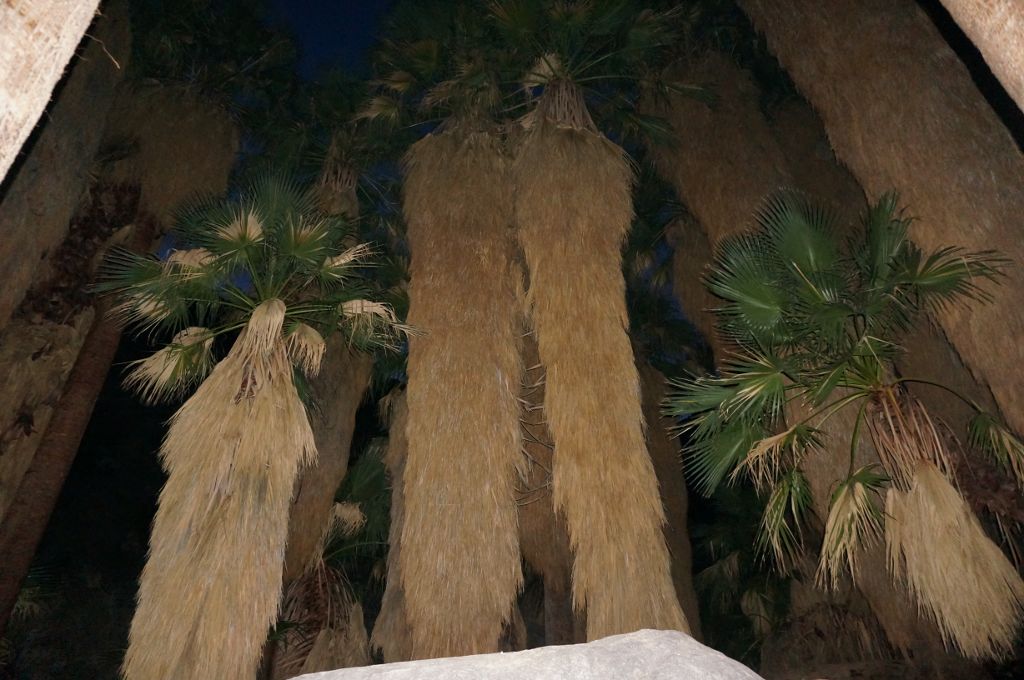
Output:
[513,120,688,639]
[400,128,524,658]
[125,302,315,680]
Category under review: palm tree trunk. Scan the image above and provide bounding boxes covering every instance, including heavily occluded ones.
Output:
[400,125,524,658]
[739,0,1024,437]
[938,0,1024,114]
[370,392,413,662]
[281,341,372,583]
[514,81,688,640]
[0,218,153,638]
[0,0,101,184]
[648,53,792,362]
[638,362,702,640]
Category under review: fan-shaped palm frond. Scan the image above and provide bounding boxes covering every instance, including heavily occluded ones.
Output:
[102,174,407,404]
[666,189,1020,656]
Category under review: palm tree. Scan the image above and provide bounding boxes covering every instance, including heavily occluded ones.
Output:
[496,0,690,640]
[666,190,1023,659]
[738,0,1024,440]
[103,175,403,680]
[364,8,527,656]
[646,49,948,659]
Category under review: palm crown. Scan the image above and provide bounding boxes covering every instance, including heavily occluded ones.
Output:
[99,174,406,403]
[665,190,1018,570]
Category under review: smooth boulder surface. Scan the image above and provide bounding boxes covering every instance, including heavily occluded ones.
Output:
[293,629,764,680]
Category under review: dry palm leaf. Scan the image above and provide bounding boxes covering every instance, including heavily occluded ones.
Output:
[886,459,1024,659]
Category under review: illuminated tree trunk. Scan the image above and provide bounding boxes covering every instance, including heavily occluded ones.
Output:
[939,0,1024,114]
[370,392,413,662]
[283,159,372,583]
[740,0,1024,437]
[400,124,523,658]
[0,0,100,184]
[648,53,790,361]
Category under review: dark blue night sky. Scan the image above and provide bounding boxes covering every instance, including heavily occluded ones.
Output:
[266,0,396,77]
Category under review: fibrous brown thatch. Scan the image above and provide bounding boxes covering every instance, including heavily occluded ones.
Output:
[271,560,360,679]
[513,80,687,640]
[400,124,524,658]
[517,327,579,645]
[886,459,1024,659]
[370,391,413,662]
[124,299,316,680]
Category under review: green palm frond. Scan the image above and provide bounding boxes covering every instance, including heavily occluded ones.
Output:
[893,244,1008,315]
[102,175,406,403]
[756,467,812,570]
[756,190,840,276]
[969,411,1024,487]
[854,190,908,291]
[706,233,787,348]
[686,417,764,497]
[816,465,887,590]
[719,352,790,421]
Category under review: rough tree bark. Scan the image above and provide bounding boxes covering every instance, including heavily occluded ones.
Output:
[649,53,791,362]
[638,362,702,640]
[739,0,1024,437]
[0,0,129,335]
[0,0,102,185]
[0,218,153,637]
[938,0,1024,115]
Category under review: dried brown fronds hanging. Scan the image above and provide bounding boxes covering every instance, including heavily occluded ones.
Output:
[886,459,1024,659]
[124,299,316,680]
[513,79,687,639]
[816,466,886,591]
[400,125,524,658]
[516,327,578,645]
[122,326,214,404]
[285,323,327,377]
[866,391,953,490]
[271,561,356,680]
